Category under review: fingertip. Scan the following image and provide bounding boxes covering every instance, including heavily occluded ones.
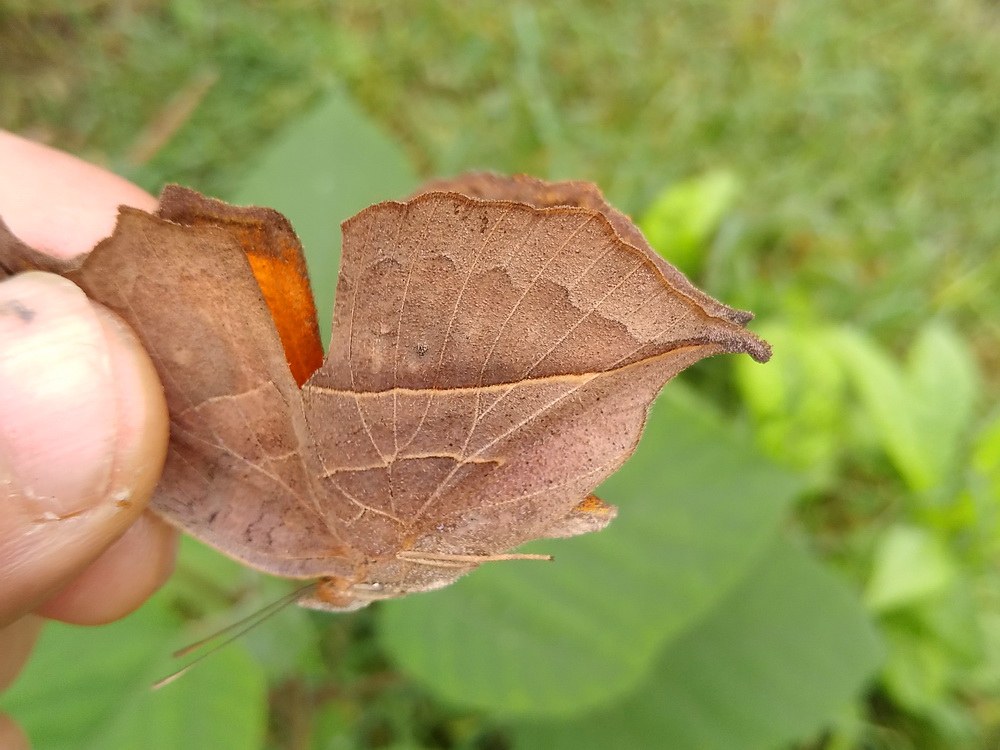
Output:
[0,616,42,750]
[92,303,170,520]
[0,616,43,692]
[0,272,169,624]
[0,130,156,258]
[0,134,173,628]
[0,714,30,750]
[36,513,178,625]
[0,272,122,518]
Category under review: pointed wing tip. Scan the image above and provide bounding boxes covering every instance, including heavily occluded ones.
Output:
[713,323,771,364]
[749,339,772,363]
[711,307,770,363]
[742,333,772,363]
[728,307,755,326]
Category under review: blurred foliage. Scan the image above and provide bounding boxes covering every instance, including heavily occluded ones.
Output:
[638,169,741,279]
[0,572,268,750]
[2,1,999,748]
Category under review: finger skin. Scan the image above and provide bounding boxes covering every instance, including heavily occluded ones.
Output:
[0,130,156,257]
[0,273,170,625]
[0,132,178,713]
[0,616,40,749]
[0,714,30,750]
[37,512,177,625]
[0,616,42,692]
[35,306,178,626]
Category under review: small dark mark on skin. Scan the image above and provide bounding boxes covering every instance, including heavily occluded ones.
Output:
[1,300,35,323]
[416,342,429,357]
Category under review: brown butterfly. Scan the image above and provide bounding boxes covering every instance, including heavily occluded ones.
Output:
[0,174,769,612]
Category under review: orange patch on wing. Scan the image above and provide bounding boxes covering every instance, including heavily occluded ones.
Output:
[157,188,325,387]
[240,229,324,386]
[573,494,615,516]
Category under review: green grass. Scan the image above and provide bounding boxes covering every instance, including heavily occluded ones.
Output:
[3,2,999,747]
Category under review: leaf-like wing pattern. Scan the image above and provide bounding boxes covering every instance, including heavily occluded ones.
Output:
[299,190,768,604]
[0,176,770,609]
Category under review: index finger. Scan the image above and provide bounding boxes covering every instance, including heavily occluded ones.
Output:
[0,130,156,258]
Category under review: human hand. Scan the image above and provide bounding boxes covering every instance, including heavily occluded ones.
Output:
[0,132,178,748]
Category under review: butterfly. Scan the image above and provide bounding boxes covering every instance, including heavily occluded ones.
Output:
[0,174,769,612]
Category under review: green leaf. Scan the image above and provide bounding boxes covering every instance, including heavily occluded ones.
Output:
[241,575,325,682]
[865,524,958,612]
[308,703,355,750]
[834,323,979,494]
[168,537,323,683]
[971,411,1000,484]
[964,412,1000,543]
[876,577,981,722]
[1,599,176,750]
[907,321,978,489]
[232,88,418,344]
[733,320,848,488]
[834,328,926,488]
[96,646,267,750]
[880,620,954,714]
[637,170,741,277]
[379,386,803,717]
[167,535,253,613]
[0,591,267,750]
[512,538,884,750]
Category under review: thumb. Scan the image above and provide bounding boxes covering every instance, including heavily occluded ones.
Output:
[0,271,169,625]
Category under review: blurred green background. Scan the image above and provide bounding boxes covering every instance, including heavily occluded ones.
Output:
[2,1,999,748]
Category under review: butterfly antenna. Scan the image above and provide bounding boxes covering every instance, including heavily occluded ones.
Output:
[152,581,317,690]
[396,550,553,568]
